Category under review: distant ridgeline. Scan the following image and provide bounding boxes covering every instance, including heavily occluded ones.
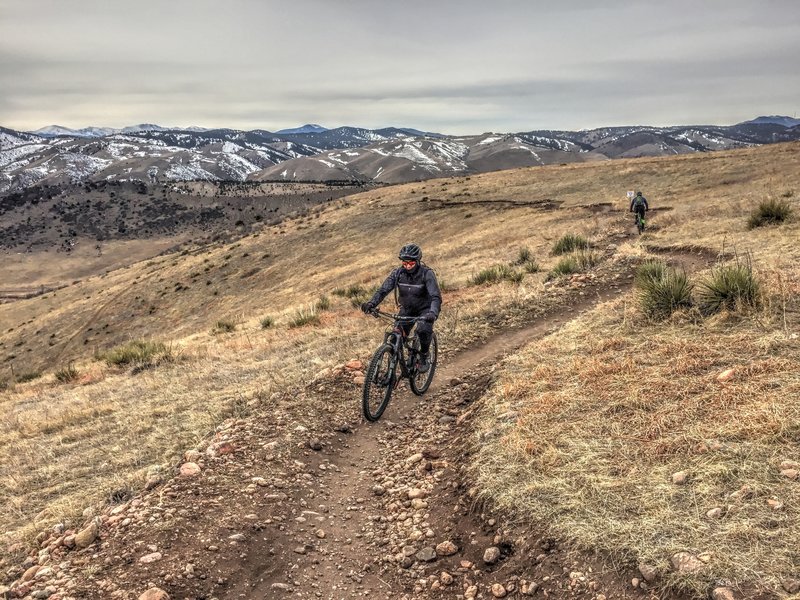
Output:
[1,117,799,192]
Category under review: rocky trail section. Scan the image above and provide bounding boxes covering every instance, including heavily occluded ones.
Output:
[1,245,716,600]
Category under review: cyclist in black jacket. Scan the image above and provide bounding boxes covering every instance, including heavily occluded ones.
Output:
[361,243,441,373]
[629,191,649,225]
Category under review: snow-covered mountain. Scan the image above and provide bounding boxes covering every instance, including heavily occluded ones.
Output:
[741,115,800,128]
[276,124,328,135]
[3,118,800,193]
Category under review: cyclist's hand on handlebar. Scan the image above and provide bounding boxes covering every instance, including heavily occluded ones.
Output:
[422,311,437,323]
[361,302,376,315]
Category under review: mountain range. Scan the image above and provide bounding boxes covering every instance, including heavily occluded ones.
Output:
[2,117,799,194]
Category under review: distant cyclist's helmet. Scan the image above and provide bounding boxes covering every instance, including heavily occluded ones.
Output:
[398,243,422,262]
[635,191,643,196]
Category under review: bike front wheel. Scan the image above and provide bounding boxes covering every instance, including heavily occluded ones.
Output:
[362,344,397,421]
[410,333,438,396]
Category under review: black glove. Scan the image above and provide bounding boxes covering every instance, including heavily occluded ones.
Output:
[361,302,376,314]
[422,312,437,323]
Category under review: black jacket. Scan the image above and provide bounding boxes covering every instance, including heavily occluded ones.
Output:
[630,195,649,212]
[369,263,442,317]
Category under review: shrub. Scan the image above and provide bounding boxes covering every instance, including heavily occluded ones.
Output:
[635,259,668,287]
[551,233,588,256]
[522,261,541,274]
[212,320,236,334]
[697,260,760,315]
[55,363,80,383]
[289,306,321,328]
[747,198,794,229]
[636,267,693,320]
[316,295,331,311]
[515,247,533,264]
[103,340,171,367]
[260,316,275,329]
[469,264,523,286]
[16,371,42,383]
[547,255,580,279]
[575,250,600,270]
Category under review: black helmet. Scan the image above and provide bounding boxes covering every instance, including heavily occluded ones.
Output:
[635,191,643,196]
[398,243,422,261]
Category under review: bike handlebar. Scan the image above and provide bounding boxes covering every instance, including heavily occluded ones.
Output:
[369,309,424,322]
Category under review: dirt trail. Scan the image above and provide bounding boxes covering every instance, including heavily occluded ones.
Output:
[36,246,712,600]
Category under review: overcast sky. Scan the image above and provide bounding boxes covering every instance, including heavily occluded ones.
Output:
[1,0,798,134]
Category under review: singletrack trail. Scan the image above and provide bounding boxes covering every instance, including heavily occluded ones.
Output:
[53,247,713,600]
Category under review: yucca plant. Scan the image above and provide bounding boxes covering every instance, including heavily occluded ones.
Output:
[260,316,275,329]
[747,198,794,229]
[635,259,668,287]
[636,267,693,320]
[551,233,589,256]
[697,260,760,315]
[212,320,236,334]
[55,363,80,383]
[515,247,533,264]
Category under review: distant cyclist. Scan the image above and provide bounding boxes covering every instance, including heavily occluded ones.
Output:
[361,243,441,373]
[629,191,649,228]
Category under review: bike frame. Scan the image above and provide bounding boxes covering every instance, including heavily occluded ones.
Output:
[372,310,424,381]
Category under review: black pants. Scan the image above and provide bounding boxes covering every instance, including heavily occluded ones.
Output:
[398,308,433,354]
[633,206,646,221]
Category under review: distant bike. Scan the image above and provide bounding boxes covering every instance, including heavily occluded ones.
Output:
[362,309,439,421]
[634,211,647,234]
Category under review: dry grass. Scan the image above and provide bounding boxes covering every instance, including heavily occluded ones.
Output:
[1,142,799,594]
[469,276,800,596]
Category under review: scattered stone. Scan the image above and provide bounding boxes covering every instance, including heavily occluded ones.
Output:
[491,583,507,597]
[782,579,800,594]
[638,562,658,582]
[179,462,201,477]
[520,581,539,595]
[139,552,162,564]
[672,470,689,485]
[345,359,363,370]
[440,571,453,585]
[415,547,437,562]
[483,546,501,565]
[184,450,202,462]
[767,498,784,510]
[229,533,247,542]
[464,585,478,599]
[671,552,705,573]
[706,507,723,519]
[711,587,735,600]
[780,469,798,480]
[407,488,427,499]
[436,541,458,556]
[372,485,385,496]
[138,588,170,600]
[74,521,99,549]
[308,439,323,451]
[716,368,735,382]
[315,529,326,539]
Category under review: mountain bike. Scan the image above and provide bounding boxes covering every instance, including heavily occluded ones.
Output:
[362,310,439,422]
[634,210,646,234]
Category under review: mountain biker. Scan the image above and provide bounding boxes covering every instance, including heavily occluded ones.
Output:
[361,243,441,373]
[629,191,649,228]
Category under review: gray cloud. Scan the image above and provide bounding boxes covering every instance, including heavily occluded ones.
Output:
[1,0,798,133]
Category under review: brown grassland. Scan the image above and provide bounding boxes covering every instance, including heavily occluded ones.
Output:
[1,142,799,596]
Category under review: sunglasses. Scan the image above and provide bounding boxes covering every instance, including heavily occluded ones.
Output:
[401,260,417,266]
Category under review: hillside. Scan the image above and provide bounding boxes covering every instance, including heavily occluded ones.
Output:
[0,142,798,599]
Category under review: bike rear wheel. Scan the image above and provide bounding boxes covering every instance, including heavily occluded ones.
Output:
[410,333,438,396]
[362,344,396,421]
